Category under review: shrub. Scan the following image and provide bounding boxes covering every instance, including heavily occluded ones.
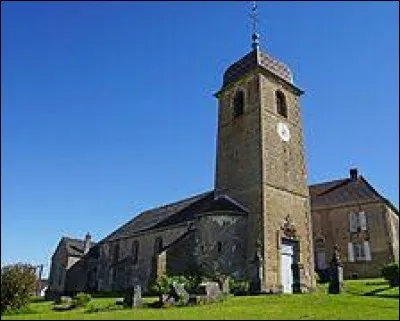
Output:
[1,263,37,314]
[149,274,195,296]
[72,292,91,308]
[85,302,122,314]
[229,278,250,295]
[381,263,399,287]
[53,296,72,305]
[149,275,174,296]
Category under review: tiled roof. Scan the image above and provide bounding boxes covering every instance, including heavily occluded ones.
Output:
[309,176,390,209]
[221,49,295,89]
[103,191,247,242]
[104,191,213,242]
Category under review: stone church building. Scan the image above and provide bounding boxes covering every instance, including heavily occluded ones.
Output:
[47,32,398,298]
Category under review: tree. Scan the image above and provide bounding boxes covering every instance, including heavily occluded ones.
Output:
[1,263,37,313]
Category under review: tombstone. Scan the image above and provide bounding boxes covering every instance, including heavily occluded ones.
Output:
[124,284,143,308]
[197,281,221,301]
[328,244,344,294]
[220,277,230,295]
[171,282,190,305]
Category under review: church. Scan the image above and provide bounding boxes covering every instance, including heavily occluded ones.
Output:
[46,16,399,298]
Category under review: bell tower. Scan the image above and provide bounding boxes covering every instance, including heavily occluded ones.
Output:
[214,3,315,293]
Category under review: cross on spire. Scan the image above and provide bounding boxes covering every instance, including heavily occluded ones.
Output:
[250,1,260,50]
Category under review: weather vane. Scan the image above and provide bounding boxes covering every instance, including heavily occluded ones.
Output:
[250,1,260,50]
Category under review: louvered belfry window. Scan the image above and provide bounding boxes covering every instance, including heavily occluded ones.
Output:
[233,90,244,118]
[276,90,288,118]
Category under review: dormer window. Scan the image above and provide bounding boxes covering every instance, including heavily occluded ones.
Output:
[276,90,288,118]
[233,90,244,118]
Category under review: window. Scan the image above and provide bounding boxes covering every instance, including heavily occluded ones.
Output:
[217,242,222,253]
[276,90,288,118]
[353,243,365,261]
[132,240,139,264]
[154,237,163,255]
[113,242,120,264]
[233,90,244,118]
[348,241,371,262]
[349,211,367,232]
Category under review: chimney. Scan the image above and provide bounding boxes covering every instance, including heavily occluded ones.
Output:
[349,168,358,181]
[83,232,91,255]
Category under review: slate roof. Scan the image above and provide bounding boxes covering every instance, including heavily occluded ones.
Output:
[103,191,247,242]
[309,176,398,214]
[217,48,303,96]
[62,237,95,257]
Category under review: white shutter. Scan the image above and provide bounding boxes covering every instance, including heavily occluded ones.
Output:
[359,211,367,231]
[348,242,355,262]
[349,212,357,232]
[364,241,372,261]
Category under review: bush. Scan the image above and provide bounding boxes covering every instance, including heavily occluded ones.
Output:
[1,263,37,314]
[72,292,91,308]
[229,278,250,295]
[381,263,399,287]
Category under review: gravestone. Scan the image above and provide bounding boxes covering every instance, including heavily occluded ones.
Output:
[198,281,221,300]
[171,282,190,305]
[328,244,344,294]
[124,284,143,308]
[221,277,230,294]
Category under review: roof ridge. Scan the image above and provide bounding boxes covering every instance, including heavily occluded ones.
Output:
[316,179,350,196]
[99,190,213,243]
[309,177,348,187]
[140,190,213,214]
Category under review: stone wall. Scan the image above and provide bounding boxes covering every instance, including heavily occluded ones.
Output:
[215,63,314,293]
[386,206,399,262]
[96,224,188,293]
[215,72,263,267]
[259,72,314,292]
[47,242,68,295]
[193,212,248,279]
[312,201,397,278]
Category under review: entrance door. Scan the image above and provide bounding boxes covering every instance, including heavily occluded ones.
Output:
[281,243,294,294]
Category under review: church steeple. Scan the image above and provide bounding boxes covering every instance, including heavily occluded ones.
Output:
[214,3,314,292]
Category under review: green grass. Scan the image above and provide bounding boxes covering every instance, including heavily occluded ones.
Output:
[2,279,398,320]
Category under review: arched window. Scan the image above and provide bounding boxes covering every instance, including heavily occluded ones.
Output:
[276,90,288,118]
[233,90,244,118]
[154,237,163,255]
[132,240,139,264]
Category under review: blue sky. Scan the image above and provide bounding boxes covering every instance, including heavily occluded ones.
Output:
[1,1,398,277]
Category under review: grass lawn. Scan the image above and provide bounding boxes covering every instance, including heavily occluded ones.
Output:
[2,278,398,320]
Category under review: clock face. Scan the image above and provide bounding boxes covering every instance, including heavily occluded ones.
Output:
[277,122,290,142]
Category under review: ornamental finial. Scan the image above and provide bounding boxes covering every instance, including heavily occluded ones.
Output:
[250,1,260,50]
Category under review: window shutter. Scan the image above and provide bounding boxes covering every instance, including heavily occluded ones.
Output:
[348,242,355,262]
[364,241,372,261]
[349,213,357,232]
[359,211,367,231]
